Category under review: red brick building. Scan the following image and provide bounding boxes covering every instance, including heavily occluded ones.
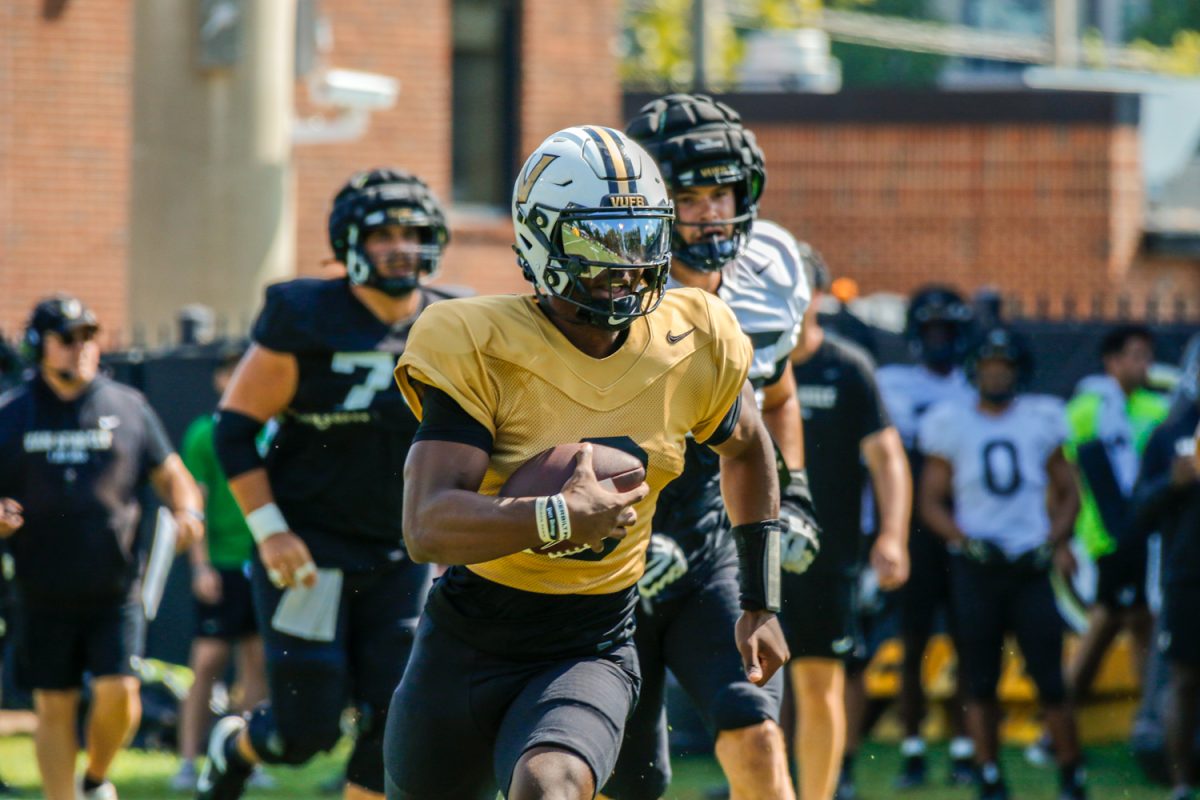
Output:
[2,1,1197,343]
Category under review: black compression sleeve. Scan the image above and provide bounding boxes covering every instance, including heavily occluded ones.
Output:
[413,386,494,453]
[732,519,785,612]
[213,410,266,479]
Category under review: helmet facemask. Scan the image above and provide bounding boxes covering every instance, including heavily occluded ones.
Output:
[526,203,673,330]
[329,170,450,298]
[344,208,448,297]
[670,161,761,272]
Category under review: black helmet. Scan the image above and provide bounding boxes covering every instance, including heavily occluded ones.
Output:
[328,169,450,297]
[23,294,100,363]
[905,285,973,369]
[626,93,765,271]
[966,326,1034,388]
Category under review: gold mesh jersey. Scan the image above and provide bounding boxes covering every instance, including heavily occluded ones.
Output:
[394,288,751,596]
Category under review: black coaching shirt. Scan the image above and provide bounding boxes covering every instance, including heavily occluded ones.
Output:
[251,278,463,571]
[1134,403,1200,586]
[0,374,174,606]
[792,333,890,575]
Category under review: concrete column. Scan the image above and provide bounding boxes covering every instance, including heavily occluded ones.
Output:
[130,0,295,343]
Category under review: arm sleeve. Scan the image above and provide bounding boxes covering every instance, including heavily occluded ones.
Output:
[692,294,753,444]
[394,303,498,436]
[140,399,176,469]
[413,386,494,453]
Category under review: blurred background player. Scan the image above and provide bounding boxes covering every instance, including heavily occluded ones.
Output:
[1133,334,1200,800]
[918,327,1085,800]
[787,253,912,800]
[385,126,789,800]
[197,170,454,800]
[171,347,271,792]
[876,285,977,788]
[0,295,203,800]
[1065,325,1167,705]
[604,92,819,800]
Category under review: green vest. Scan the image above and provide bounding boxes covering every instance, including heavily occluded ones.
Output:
[1065,387,1168,558]
[181,414,256,568]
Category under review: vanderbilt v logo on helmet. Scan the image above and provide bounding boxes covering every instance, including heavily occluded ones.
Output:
[626,93,766,272]
[512,126,674,331]
[328,169,450,297]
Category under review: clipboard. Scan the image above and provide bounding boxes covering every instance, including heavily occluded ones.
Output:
[141,507,178,621]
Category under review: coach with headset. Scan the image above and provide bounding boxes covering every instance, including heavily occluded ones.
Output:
[0,294,202,800]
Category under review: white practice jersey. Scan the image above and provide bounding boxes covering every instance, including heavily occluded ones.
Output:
[669,220,810,385]
[876,364,975,449]
[918,394,1069,558]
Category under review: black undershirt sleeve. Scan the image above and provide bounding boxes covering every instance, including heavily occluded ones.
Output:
[413,385,494,453]
[703,393,743,448]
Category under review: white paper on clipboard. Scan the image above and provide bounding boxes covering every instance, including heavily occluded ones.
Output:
[141,507,178,621]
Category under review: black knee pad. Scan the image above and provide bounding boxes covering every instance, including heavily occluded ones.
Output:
[246,703,341,766]
[708,682,775,732]
[346,702,387,794]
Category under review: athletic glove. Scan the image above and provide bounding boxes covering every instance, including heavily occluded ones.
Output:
[638,533,689,600]
[780,469,821,575]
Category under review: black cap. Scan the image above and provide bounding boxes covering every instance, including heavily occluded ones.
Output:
[27,294,99,341]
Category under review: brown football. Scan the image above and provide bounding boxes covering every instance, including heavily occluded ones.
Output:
[501,442,646,559]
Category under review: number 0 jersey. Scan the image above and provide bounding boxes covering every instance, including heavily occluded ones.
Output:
[394,288,752,596]
[251,278,465,569]
[918,394,1068,558]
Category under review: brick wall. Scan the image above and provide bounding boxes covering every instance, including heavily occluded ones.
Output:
[292,0,453,279]
[0,0,133,342]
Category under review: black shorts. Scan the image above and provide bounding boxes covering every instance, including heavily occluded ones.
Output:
[900,524,954,638]
[195,565,258,641]
[1160,582,1200,667]
[15,601,145,690]
[605,564,782,800]
[780,568,860,661]
[949,555,1066,705]
[385,614,641,799]
[1094,544,1148,610]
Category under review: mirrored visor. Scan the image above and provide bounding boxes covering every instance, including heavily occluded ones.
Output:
[559,216,670,269]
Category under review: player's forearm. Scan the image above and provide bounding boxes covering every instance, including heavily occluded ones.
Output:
[864,427,911,549]
[403,490,544,564]
[227,468,278,518]
[919,499,964,546]
[1046,452,1080,546]
[718,422,781,526]
[151,455,204,514]
[760,393,804,469]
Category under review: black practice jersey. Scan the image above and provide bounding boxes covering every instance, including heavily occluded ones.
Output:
[792,333,890,575]
[1134,403,1200,586]
[0,375,174,605]
[252,278,464,570]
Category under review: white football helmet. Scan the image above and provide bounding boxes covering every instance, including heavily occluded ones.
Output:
[512,125,674,330]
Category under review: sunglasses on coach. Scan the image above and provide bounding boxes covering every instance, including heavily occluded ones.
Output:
[54,328,98,346]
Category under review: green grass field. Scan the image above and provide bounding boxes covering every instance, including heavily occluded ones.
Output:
[0,737,1168,799]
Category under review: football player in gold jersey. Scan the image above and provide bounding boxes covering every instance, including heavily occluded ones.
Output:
[382,126,791,800]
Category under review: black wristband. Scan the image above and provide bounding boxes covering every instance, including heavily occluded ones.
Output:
[731,519,785,612]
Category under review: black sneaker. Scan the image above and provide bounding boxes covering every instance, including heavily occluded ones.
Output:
[894,754,927,790]
[949,756,978,786]
[196,716,252,800]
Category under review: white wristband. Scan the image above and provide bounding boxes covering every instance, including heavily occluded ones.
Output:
[535,494,571,545]
[245,503,289,545]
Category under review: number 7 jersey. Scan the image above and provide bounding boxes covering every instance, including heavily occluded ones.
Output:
[251,277,466,569]
[917,393,1068,558]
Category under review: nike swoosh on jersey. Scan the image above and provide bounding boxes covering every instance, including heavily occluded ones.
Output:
[666,327,696,345]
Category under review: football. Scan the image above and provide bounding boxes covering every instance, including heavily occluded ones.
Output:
[500,442,646,558]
